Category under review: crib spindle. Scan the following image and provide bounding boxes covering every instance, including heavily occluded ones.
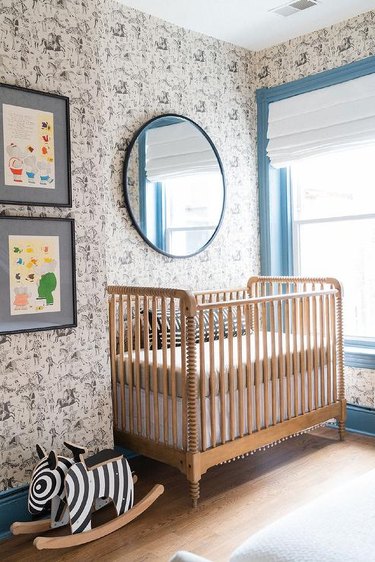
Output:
[208,309,216,447]
[277,299,285,423]
[143,295,151,438]
[245,303,253,434]
[151,297,159,442]
[319,289,326,407]
[312,292,319,410]
[270,301,277,426]
[181,310,187,450]
[127,295,134,434]
[254,302,261,431]
[305,296,313,412]
[109,295,118,430]
[134,295,142,433]
[218,308,226,443]
[237,305,244,438]
[118,294,126,431]
[284,297,292,420]
[199,309,207,451]
[228,307,235,441]
[161,297,168,444]
[262,301,269,428]
[170,299,177,448]
[299,297,306,414]
[325,294,332,404]
[292,295,299,417]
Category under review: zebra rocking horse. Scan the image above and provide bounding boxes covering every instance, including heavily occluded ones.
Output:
[11,441,164,550]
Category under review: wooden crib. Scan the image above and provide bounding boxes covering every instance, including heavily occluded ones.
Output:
[108,276,346,506]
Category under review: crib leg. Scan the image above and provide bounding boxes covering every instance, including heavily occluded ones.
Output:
[189,481,200,508]
[337,419,345,441]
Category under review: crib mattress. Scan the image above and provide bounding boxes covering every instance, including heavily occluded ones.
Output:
[116,332,327,398]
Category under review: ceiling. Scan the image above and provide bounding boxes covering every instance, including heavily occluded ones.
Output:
[117,0,375,50]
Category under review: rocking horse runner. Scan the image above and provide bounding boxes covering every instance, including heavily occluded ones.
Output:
[11,442,164,550]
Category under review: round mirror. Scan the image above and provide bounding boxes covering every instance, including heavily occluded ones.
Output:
[124,114,225,258]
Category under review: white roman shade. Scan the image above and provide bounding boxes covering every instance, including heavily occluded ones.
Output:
[267,72,375,168]
[146,122,219,182]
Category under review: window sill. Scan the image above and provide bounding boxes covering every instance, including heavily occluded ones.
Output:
[345,346,375,370]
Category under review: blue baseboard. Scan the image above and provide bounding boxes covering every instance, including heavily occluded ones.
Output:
[345,404,375,437]
[114,445,139,460]
[0,485,30,542]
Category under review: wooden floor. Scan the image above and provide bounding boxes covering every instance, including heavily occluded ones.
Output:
[2,428,375,562]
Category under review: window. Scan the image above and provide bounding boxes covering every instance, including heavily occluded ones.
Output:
[163,173,223,256]
[256,56,375,368]
[290,147,375,341]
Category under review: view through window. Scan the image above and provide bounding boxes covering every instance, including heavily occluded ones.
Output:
[163,173,223,255]
[290,146,375,340]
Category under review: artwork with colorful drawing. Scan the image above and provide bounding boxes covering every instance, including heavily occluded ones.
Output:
[8,235,60,315]
[0,83,71,207]
[3,104,55,189]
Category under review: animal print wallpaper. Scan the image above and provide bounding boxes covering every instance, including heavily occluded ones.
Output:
[0,0,374,492]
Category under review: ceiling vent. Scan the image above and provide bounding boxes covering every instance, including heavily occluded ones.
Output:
[271,0,318,17]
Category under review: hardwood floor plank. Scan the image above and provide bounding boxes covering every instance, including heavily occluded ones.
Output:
[2,429,375,561]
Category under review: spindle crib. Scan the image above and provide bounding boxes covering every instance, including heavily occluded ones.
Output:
[108,276,346,506]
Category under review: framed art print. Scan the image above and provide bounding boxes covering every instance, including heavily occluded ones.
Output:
[0,83,71,206]
[0,216,77,334]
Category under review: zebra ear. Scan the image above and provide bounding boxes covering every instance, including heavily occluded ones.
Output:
[63,441,86,463]
[47,450,58,470]
[36,444,46,459]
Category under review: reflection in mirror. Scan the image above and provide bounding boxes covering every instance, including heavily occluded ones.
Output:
[124,115,225,258]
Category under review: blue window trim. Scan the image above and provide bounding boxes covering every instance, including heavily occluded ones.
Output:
[256,54,375,370]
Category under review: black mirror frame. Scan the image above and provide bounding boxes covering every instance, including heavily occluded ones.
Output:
[123,113,226,259]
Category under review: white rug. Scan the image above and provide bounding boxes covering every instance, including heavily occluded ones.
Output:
[170,469,375,562]
[230,469,375,562]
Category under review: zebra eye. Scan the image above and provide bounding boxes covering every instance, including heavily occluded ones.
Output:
[35,480,47,494]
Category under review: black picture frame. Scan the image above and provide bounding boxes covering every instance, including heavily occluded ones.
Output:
[0,216,77,335]
[0,82,71,207]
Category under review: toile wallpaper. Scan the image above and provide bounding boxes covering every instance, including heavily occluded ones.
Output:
[0,0,374,492]
[254,10,375,88]
[102,2,258,291]
[0,0,112,491]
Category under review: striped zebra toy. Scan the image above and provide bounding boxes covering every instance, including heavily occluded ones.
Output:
[65,453,134,533]
[12,442,164,550]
